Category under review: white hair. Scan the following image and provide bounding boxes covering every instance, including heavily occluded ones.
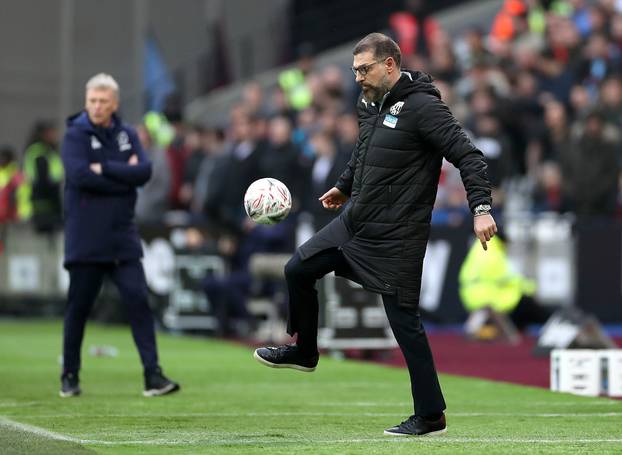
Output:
[85,73,119,98]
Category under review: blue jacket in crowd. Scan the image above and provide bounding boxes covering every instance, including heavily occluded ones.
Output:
[61,111,152,266]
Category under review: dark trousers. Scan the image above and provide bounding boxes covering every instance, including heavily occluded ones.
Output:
[204,270,252,336]
[510,295,553,331]
[285,248,446,418]
[62,260,159,374]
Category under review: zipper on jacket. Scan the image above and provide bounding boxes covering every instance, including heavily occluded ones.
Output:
[356,93,390,191]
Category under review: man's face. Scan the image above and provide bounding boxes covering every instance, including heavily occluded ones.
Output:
[352,51,390,102]
[85,88,118,126]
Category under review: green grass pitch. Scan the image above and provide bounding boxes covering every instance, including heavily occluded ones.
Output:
[1,320,621,454]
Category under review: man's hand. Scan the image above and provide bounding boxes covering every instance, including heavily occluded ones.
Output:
[90,163,102,174]
[128,154,138,165]
[474,213,497,251]
[319,187,348,210]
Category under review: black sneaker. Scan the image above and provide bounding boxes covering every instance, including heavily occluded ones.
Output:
[253,345,318,372]
[384,414,447,436]
[143,367,180,397]
[59,372,81,398]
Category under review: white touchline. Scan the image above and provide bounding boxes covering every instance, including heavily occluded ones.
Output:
[0,416,130,446]
[11,412,622,418]
[2,416,622,447]
[0,416,83,443]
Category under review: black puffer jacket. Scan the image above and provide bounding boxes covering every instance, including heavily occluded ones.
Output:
[299,71,491,307]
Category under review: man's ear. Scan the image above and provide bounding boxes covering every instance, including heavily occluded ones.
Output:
[386,57,396,74]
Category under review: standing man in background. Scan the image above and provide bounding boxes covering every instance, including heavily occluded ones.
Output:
[59,73,179,398]
[255,33,496,436]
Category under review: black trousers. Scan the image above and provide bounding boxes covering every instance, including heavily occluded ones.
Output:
[510,295,553,331]
[62,260,159,374]
[285,248,446,418]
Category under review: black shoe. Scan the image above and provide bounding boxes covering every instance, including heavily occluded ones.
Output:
[253,345,318,372]
[143,367,180,397]
[384,414,447,436]
[59,372,81,398]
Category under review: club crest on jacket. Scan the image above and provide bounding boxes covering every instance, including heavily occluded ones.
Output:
[90,136,102,149]
[390,101,404,115]
[117,131,132,151]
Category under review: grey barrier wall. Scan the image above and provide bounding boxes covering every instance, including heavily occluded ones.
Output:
[0,224,67,300]
[0,215,590,323]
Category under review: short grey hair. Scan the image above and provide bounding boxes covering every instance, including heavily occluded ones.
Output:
[85,73,119,98]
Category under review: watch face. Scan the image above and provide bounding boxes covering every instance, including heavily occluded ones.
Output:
[474,204,491,215]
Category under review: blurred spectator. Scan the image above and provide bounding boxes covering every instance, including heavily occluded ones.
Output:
[278,43,314,111]
[432,160,470,225]
[489,0,529,45]
[561,109,620,218]
[335,112,359,156]
[578,33,621,94]
[258,116,310,213]
[526,100,571,173]
[135,124,171,224]
[568,83,594,120]
[610,12,622,53]
[190,127,226,217]
[470,114,515,195]
[143,110,175,148]
[178,125,205,210]
[455,62,510,100]
[463,86,499,130]
[532,161,565,212]
[427,28,461,83]
[305,130,349,230]
[204,219,295,337]
[0,146,30,223]
[497,70,542,174]
[163,96,192,209]
[459,234,551,332]
[388,0,442,58]
[570,0,593,39]
[313,65,348,112]
[454,26,494,72]
[599,76,622,127]
[434,79,469,122]
[22,120,63,232]
[205,111,263,234]
[292,107,319,158]
[241,81,270,118]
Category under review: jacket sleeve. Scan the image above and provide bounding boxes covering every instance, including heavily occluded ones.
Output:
[334,137,361,197]
[61,130,132,194]
[101,129,152,186]
[415,93,492,212]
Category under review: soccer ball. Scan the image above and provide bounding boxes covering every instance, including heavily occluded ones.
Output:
[243,178,292,225]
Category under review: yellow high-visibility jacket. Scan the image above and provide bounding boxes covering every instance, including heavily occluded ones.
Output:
[459,236,536,313]
[278,68,312,111]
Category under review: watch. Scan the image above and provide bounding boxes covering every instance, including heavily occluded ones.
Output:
[473,204,491,216]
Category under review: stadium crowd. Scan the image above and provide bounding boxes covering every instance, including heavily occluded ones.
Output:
[1,0,621,333]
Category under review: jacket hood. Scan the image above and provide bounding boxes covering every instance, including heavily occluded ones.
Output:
[66,111,122,134]
[390,70,441,101]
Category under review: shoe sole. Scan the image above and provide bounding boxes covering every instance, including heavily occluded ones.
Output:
[383,428,447,437]
[59,391,81,398]
[253,350,316,372]
[143,383,180,397]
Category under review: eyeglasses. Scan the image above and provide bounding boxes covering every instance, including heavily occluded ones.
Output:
[350,59,386,77]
